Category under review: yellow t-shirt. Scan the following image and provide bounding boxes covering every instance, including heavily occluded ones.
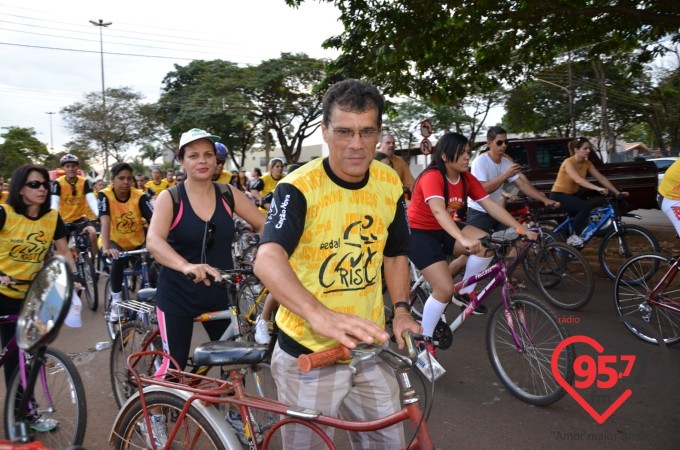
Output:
[659,159,680,200]
[273,159,403,352]
[0,204,58,299]
[99,187,147,250]
[145,179,169,195]
[215,170,232,185]
[53,175,92,222]
[551,156,592,195]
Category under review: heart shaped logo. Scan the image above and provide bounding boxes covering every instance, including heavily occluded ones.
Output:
[551,335,632,424]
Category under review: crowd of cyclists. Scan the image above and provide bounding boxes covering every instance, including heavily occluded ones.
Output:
[0,78,676,448]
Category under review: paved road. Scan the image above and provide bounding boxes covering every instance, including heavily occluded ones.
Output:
[2,214,678,449]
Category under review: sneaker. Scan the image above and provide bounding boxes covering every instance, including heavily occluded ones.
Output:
[254,315,271,345]
[108,301,122,322]
[419,341,437,357]
[31,415,59,432]
[453,291,487,315]
[226,410,262,445]
[566,234,584,247]
[139,413,167,449]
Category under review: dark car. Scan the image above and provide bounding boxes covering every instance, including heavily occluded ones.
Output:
[496,138,659,211]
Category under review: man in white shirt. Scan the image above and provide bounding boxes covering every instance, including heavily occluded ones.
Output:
[467,127,558,232]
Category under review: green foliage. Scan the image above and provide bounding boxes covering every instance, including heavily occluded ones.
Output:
[0,127,49,177]
[287,1,679,105]
[158,53,327,165]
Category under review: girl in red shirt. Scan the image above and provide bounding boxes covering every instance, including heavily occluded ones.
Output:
[407,132,535,354]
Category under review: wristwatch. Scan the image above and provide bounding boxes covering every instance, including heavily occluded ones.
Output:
[393,301,411,312]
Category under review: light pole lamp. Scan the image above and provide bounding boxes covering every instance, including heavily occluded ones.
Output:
[534,77,576,138]
[45,112,55,151]
[90,19,112,174]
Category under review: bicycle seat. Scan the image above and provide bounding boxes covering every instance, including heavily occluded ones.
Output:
[193,341,268,367]
[136,288,156,302]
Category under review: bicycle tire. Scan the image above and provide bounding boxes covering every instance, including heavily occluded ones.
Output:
[486,294,574,406]
[114,391,222,450]
[237,275,267,339]
[533,242,595,310]
[522,229,561,285]
[613,253,680,345]
[110,321,163,408]
[80,251,99,311]
[4,347,87,447]
[599,224,660,281]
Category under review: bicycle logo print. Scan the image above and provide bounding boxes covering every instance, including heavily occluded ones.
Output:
[318,215,379,293]
[551,335,635,424]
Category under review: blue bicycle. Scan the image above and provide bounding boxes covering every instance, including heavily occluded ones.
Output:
[543,194,659,280]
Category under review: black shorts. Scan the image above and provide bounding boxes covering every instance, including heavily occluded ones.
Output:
[408,226,466,271]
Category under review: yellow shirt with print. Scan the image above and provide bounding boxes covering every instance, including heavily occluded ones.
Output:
[0,204,58,299]
[54,175,91,222]
[274,159,403,352]
[145,179,169,195]
[99,186,147,250]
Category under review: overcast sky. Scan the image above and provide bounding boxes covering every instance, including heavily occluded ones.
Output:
[0,0,343,152]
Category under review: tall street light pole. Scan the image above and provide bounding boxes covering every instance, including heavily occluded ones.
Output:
[90,18,112,175]
[45,112,55,151]
[534,77,576,138]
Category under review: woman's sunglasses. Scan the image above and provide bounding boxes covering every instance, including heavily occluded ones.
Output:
[24,180,51,190]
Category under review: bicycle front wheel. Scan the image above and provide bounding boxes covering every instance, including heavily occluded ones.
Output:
[522,229,561,285]
[4,347,87,447]
[110,321,163,408]
[80,251,98,311]
[114,391,222,450]
[486,294,574,406]
[613,253,680,345]
[599,224,660,281]
[533,242,595,310]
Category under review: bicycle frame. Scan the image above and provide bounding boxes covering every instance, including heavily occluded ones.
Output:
[112,347,434,450]
[641,257,680,313]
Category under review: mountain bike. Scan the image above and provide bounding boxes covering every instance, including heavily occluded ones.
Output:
[109,331,435,450]
[1,257,87,448]
[398,230,576,405]
[613,252,680,345]
[541,194,659,280]
[65,221,98,311]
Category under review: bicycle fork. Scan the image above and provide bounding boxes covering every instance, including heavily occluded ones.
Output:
[500,284,533,352]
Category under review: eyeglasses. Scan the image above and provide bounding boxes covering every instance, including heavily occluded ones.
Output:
[328,123,380,142]
[495,140,508,146]
[205,221,216,251]
[24,180,50,190]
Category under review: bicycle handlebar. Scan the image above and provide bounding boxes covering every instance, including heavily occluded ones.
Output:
[297,331,422,373]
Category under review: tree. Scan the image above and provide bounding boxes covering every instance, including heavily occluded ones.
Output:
[158,60,262,168]
[61,87,163,172]
[286,1,680,104]
[0,127,49,177]
[243,53,326,164]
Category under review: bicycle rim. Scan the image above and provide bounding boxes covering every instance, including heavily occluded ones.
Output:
[82,251,98,310]
[486,294,574,406]
[534,242,595,310]
[599,225,660,281]
[114,392,221,450]
[613,253,680,345]
[4,347,87,447]
[522,229,560,285]
[111,321,162,408]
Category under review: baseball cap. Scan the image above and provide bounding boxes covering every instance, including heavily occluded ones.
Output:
[178,128,221,151]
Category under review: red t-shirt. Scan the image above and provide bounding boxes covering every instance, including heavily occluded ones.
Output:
[408,170,488,230]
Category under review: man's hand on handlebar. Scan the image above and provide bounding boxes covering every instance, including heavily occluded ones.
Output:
[392,313,422,350]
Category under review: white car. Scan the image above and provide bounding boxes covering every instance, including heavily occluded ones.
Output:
[649,157,678,182]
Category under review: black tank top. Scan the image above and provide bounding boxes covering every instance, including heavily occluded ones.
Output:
[156,183,236,316]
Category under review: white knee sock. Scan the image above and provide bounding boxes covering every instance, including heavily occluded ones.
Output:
[421,295,448,338]
[459,255,493,295]
[111,291,122,304]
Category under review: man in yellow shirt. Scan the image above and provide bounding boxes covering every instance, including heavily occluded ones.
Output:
[50,153,99,255]
[145,167,169,196]
[378,133,414,194]
[163,168,177,188]
[212,142,232,185]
